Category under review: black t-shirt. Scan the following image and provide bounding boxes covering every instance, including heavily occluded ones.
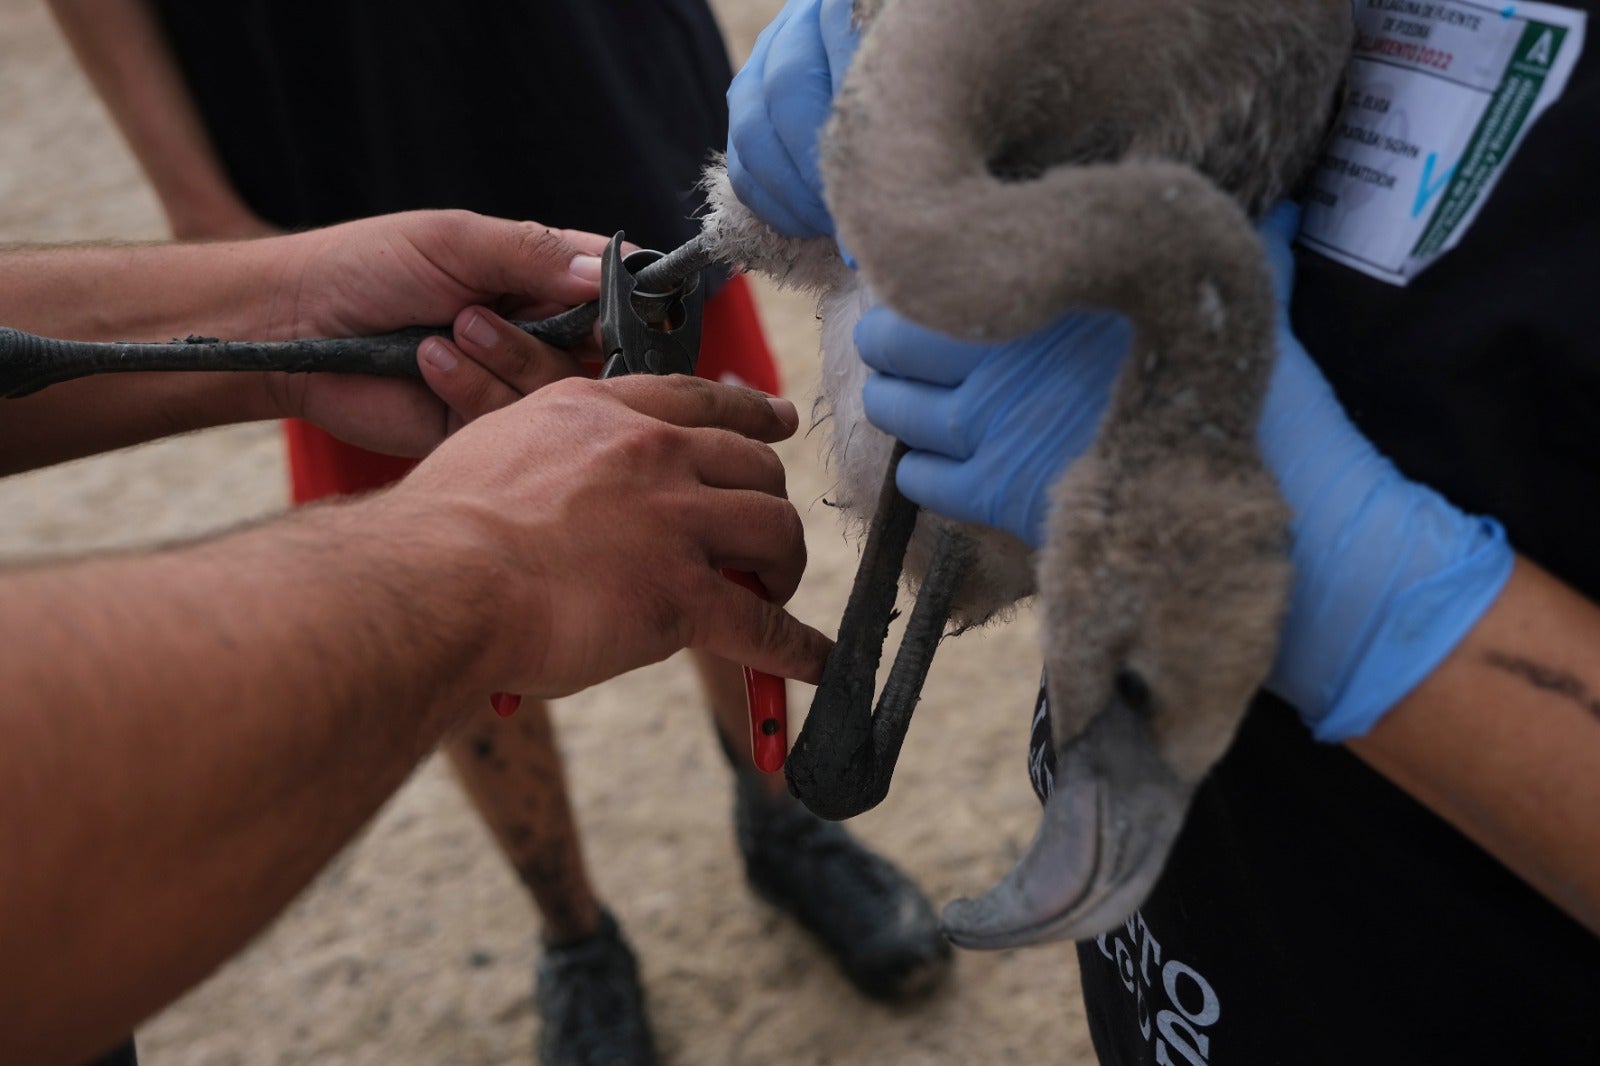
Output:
[1040,7,1600,1063]
[150,0,733,253]
[87,1039,136,1066]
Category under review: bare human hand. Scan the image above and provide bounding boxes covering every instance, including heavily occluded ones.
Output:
[414,237,655,433]
[259,211,612,456]
[282,210,611,337]
[417,305,593,434]
[382,374,830,696]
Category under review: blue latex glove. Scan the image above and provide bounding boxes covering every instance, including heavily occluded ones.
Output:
[725,0,859,238]
[857,308,1131,549]
[858,204,1514,741]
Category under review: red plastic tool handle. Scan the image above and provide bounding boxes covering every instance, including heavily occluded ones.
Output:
[720,569,789,773]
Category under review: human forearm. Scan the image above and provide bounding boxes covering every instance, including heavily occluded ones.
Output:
[0,372,285,475]
[0,239,301,471]
[0,239,291,342]
[0,373,829,1065]
[0,212,610,473]
[47,0,266,237]
[0,222,787,1044]
[0,495,501,1065]
[1351,557,1600,936]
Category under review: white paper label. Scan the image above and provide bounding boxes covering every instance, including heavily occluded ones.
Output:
[1300,0,1587,285]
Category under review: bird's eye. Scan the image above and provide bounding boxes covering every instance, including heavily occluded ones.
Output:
[1113,667,1153,715]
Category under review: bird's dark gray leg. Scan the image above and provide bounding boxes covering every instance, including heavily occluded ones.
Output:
[868,524,973,780]
[786,443,974,820]
[0,235,719,397]
[786,443,918,817]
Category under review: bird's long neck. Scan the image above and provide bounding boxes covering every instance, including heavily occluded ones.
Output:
[826,0,1280,464]
[1090,206,1278,471]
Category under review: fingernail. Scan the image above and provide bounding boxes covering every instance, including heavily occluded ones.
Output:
[569,255,602,284]
[419,338,457,372]
[460,311,498,348]
[767,396,798,429]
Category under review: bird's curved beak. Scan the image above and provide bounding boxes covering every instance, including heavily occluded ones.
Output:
[940,692,1191,949]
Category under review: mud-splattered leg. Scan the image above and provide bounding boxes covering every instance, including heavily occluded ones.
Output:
[447,647,774,936]
[444,699,601,944]
[446,700,657,1063]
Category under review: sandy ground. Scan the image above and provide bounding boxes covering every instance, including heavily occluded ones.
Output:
[0,2,1094,1062]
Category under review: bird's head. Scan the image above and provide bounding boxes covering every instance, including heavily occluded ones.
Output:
[943,452,1291,947]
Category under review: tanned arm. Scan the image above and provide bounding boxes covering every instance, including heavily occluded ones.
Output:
[0,501,497,1065]
[0,209,826,1063]
[0,211,611,474]
[0,373,830,1066]
[1352,557,1600,937]
[0,238,299,472]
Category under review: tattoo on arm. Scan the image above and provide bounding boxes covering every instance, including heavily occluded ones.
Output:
[1483,651,1600,722]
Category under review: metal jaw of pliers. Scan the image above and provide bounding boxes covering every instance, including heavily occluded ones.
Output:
[598,232,703,380]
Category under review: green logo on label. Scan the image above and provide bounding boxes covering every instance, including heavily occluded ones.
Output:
[1411,22,1567,257]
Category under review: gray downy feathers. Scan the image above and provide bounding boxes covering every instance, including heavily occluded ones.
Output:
[699,0,1352,945]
